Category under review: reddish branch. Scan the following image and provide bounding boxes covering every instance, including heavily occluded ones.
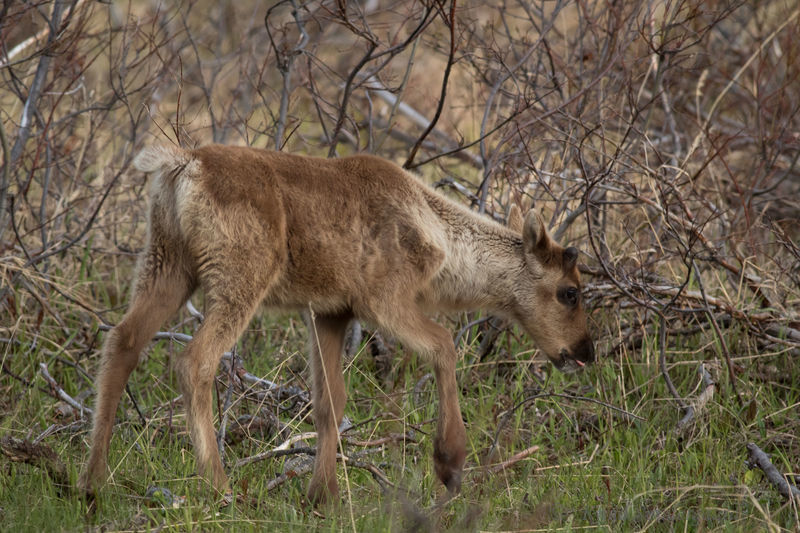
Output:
[486,445,540,474]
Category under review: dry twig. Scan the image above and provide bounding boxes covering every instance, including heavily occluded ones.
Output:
[675,364,716,434]
[485,445,540,474]
[39,362,93,418]
[746,442,800,501]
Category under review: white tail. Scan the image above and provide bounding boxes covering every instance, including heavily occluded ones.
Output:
[132,144,185,173]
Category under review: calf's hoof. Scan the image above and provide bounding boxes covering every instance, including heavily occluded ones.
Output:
[78,466,105,496]
[197,459,230,495]
[433,444,465,493]
[307,476,338,507]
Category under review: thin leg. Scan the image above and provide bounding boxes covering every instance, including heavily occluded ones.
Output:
[306,312,351,505]
[173,296,266,493]
[431,357,466,491]
[381,306,466,492]
[81,256,192,492]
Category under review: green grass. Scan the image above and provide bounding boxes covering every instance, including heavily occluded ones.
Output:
[2,297,799,532]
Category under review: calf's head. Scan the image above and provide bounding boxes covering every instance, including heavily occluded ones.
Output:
[508,207,594,372]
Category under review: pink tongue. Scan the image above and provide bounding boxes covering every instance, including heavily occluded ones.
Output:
[575,360,585,367]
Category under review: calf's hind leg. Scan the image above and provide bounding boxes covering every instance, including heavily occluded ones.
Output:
[173,270,276,493]
[81,252,192,492]
[306,312,351,505]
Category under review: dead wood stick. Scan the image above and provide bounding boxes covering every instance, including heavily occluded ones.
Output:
[453,316,492,347]
[235,431,414,468]
[344,432,416,447]
[236,445,317,468]
[675,364,715,433]
[33,420,84,443]
[185,300,204,321]
[0,435,68,486]
[235,430,317,468]
[642,285,782,329]
[412,373,434,405]
[2,360,32,387]
[39,362,93,417]
[345,320,362,358]
[764,324,800,344]
[265,458,314,492]
[263,449,385,493]
[486,445,540,474]
[746,442,800,501]
[433,175,481,204]
[225,413,288,445]
[346,459,396,491]
[236,444,312,469]
[223,353,310,404]
[152,323,310,411]
[146,329,310,403]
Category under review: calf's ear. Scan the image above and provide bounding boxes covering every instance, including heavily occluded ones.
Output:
[508,205,524,233]
[563,246,579,270]
[522,210,553,257]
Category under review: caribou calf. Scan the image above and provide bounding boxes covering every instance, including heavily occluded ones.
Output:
[81,144,594,503]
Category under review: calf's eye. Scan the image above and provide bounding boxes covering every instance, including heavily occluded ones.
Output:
[568,288,578,303]
[559,287,579,306]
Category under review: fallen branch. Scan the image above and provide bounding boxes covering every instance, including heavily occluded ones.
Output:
[39,362,93,418]
[412,373,434,406]
[346,432,416,448]
[746,442,800,501]
[235,445,317,469]
[222,353,310,405]
[103,316,297,392]
[0,435,68,487]
[129,327,311,406]
[486,445,540,474]
[185,300,204,321]
[235,430,318,468]
[675,364,715,434]
[235,430,414,468]
[262,448,385,493]
[346,459,396,492]
[33,420,85,443]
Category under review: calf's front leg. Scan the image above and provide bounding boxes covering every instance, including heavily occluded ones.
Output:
[381,308,467,493]
[432,357,467,492]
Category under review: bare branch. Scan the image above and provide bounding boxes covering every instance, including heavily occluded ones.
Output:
[746,442,800,501]
[39,362,93,418]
